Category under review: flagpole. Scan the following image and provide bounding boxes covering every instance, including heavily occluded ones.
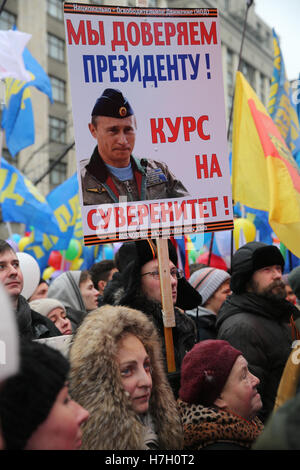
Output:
[227,0,254,141]
[228,0,254,269]
[288,250,293,271]
[0,0,8,15]
[207,232,214,266]
[33,141,75,185]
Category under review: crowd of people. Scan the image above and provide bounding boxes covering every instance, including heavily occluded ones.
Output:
[1,236,300,450]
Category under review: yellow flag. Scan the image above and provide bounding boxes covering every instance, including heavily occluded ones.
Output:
[232,71,300,257]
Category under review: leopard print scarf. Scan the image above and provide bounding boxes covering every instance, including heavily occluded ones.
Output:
[177,399,264,450]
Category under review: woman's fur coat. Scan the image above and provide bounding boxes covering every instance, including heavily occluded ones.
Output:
[68,304,183,450]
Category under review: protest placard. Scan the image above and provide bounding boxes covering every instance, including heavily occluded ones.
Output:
[64,2,233,245]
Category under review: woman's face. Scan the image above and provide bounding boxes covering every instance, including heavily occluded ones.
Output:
[25,386,89,450]
[216,355,262,420]
[116,333,152,415]
[48,307,72,335]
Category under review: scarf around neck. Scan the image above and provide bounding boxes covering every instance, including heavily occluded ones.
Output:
[138,413,159,450]
[177,399,264,450]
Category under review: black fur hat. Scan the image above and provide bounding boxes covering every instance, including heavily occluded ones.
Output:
[116,239,202,310]
[230,241,285,294]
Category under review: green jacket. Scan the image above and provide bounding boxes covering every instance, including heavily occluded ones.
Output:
[253,394,300,450]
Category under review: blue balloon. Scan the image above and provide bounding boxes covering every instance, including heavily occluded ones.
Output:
[11,233,21,243]
[104,245,113,260]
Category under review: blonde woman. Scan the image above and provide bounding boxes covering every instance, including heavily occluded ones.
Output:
[69,305,183,450]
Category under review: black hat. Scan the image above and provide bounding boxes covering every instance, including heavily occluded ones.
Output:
[117,239,202,310]
[135,239,178,268]
[288,266,300,299]
[91,88,134,119]
[0,340,69,450]
[230,241,285,294]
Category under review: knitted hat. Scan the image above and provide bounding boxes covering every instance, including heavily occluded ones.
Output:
[230,242,285,294]
[288,266,300,299]
[0,340,69,449]
[92,88,134,118]
[29,298,66,318]
[179,340,242,406]
[189,267,230,305]
[117,239,202,310]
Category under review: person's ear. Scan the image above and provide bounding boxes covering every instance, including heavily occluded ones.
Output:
[214,394,227,410]
[97,279,107,293]
[88,122,97,138]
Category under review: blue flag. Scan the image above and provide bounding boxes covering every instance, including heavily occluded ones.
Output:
[268,29,300,158]
[0,158,61,235]
[23,173,80,270]
[80,245,101,270]
[46,173,81,250]
[1,44,53,156]
[25,174,101,270]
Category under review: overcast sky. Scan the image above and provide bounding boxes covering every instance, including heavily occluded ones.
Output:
[254,0,300,80]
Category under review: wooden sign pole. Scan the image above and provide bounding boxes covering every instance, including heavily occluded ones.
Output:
[156,238,176,373]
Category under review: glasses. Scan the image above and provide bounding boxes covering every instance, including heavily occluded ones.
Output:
[141,268,184,280]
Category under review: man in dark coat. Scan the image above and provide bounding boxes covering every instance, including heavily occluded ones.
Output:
[103,238,202,397]
[0,239,60,340]
[216,241,300,423]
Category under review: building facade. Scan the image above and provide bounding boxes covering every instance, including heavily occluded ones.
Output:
[0,0,274,195]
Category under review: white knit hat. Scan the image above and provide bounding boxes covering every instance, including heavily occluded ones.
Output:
[29,298,66,317]
[189,267,230,305]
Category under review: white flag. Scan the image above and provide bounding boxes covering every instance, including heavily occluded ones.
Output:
[0,29,32,81]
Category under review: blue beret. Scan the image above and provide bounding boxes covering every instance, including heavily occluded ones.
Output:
[91,88,134,118]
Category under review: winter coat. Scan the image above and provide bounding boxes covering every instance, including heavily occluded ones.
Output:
[253,394,300,450]
[48,271,87,332]
[68,304,184,450]
[177,399,264,450]
[216,292,299,422]
[186,305,217,342]
[81,146,190,205]
[16,295,61,340]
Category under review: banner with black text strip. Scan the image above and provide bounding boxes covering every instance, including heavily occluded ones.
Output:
[64,2,233,245]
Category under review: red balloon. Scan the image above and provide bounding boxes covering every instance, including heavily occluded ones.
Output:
[48,251,63,270]
[196,252,228,271]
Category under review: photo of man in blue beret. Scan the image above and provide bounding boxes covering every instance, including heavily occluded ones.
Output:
[80,88,190,205]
